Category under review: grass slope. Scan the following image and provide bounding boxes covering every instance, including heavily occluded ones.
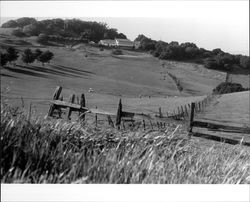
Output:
[1,105,250,183]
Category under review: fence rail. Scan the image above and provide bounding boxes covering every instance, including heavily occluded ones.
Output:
[47,86,250,146]
[188,102,250,146]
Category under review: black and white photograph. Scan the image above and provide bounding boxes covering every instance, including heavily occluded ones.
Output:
[0,0,250,199]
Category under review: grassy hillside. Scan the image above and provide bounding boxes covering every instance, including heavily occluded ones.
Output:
[1,105,250,183]
[1,28,250,184]
[196,91,250,127]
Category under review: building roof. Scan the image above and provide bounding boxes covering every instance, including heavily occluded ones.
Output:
[115,38,134,47]
[99,39,116,45]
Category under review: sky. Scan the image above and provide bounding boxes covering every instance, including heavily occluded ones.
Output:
[0,0,249,55]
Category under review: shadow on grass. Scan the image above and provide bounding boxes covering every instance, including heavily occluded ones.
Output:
[49,64,95,76]
[15,64,91,79]
[0,73,19,79]
[3,66,49,78]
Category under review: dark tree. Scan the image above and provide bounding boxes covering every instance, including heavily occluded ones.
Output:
[15,17,37,27]
[1,52,8,67]
[6,47,19,64]
[204,58,218,69]
[37,34,49,44]
[11,29,26,37]
[117,33,127,39]
[38,50,54,65]
[240,56,250,69]
[212,48,224,55]
[34,49,43,59]
[21,49,35,65]
[1,20,18,28]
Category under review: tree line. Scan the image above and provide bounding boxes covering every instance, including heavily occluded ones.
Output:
[1,47,54,67]
[134,34,250,71]
[2,17,127,43]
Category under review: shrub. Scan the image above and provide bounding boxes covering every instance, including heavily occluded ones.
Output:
[112,49,123,55]
[1,52,8,67]
[21,49,36,65]
[239,56,250,69]
[213,82,247,94]
[6,47,19,64]
[1,20,18,28]
[11,29,26,37]
[33,49,43,59]
[204,58,219,69]
[37,34,49,44]
[37,50,54,65]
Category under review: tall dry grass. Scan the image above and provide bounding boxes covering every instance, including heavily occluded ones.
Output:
[1,104,250,183]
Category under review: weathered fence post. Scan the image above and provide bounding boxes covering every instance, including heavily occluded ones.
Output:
[79,93,86,121]
[95,106,98,127]
[157,122,160,130]
[184,105,189,117]
[150,120,153,129]
[189,102,195,134]
[181,105,185,119]
[107,115,114,127]
[195,102,198,112]
[67,94,75,120]
[28,102,32,122]
[48,86,62,117]
[159,107,163,118]
[116,99,122,129]
[21,97,25,108]
[160,122,163,128]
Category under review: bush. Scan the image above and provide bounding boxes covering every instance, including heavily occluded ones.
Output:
[1,20,19,28]
[37,34,49,44]
[21,49,36,64]
[37,50,54,65]
[213,82,247,94]
[1,52,8,67]
[112,49,123,55]
[11,29,26,37]
[34,49,43,59]
[6,47,19,64]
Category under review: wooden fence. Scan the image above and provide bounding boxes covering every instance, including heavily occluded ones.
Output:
[188,102,250,146]
[164,94,214,121]
[47,86,250,146]
[47,86,172,130]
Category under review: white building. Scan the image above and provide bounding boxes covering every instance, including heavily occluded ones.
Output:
[115,38,134,48]
[99,39,116,47]
[99,38,135,49]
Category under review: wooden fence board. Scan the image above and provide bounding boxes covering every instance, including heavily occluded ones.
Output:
[193,121,250,134]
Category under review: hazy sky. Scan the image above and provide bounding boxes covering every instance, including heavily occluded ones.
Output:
[0,1,249,55]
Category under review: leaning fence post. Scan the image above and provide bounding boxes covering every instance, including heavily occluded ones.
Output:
[116,99,122,129]
[150,120,153,129]
[48,86,62,117]
[189,102,195,134]
[107,115,114,127]
[143,120,146,130]
[184,105,189,117]
[95,106,98,127]
[67,94,75,120]
[79,93,86,121]
[159,107,163,118]
[181,105,185,118]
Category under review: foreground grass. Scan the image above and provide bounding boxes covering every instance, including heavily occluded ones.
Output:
[1,104,250,183]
